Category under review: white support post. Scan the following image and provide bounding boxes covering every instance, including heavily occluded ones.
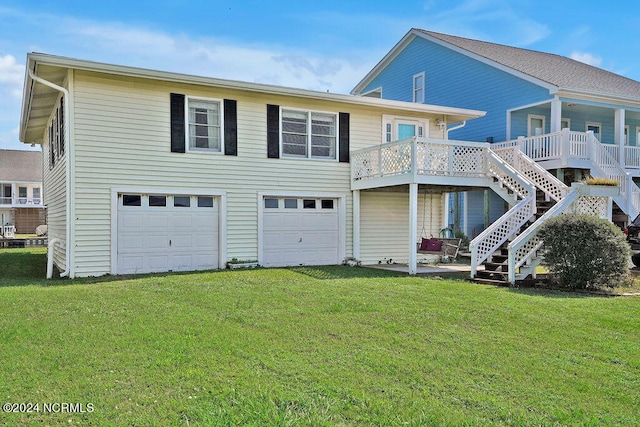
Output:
[409,183,418,275]
[615,108,626,168]
[586,130,594,163]
[353,190,360,261]
[561,127,570,167]
[550,97,562,133]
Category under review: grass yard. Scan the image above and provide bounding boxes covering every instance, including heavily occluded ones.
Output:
[1,248,639,426]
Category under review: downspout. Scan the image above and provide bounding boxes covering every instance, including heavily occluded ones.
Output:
[445,121,467,140]
[29,69,71,278]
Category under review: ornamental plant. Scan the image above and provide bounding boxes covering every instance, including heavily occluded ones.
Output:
[538,214,630,289]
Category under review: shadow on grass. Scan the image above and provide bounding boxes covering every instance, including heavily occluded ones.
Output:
[0,248,409,288]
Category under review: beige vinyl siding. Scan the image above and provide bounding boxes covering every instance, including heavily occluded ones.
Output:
[359,190,444,265]
[69,71,447,276]
[42,94,68,272]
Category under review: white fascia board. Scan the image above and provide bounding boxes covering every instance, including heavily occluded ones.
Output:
[557,88,640,110]
[25,52,485,121]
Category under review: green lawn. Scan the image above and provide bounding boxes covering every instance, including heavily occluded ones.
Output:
[1,248,639,426]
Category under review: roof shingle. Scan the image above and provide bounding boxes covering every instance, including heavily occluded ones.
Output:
[417,29,640,99]
[0,150,42,182]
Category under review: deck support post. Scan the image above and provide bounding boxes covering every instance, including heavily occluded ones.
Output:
[615,108,626,168]
[353,190,360,261]
[409,183,418,275]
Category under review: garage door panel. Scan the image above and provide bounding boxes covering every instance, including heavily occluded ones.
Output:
[117,195,220,274]
[147,213,169,228]
[262,199,340,268]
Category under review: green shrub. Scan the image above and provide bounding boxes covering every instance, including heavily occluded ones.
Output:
[538,214,630,289]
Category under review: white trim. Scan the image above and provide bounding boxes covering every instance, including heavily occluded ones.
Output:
[360,87,382,98]
[506,99,554,140]
[413,71,425,104]
[561,118,571,129]
[110,187,227,275]
[279,106,339,161]
[624,124,630,145]
[353,190,360,261]
[257,191,347,267]
[185,95,225,154]
[22,53,485,144]
[382,114,430,142]
[351,29,558,97]
[585,121,602,138]
[528,114,546,137]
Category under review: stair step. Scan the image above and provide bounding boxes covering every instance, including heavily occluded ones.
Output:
[484,262,508,271]
[472,277,510,286]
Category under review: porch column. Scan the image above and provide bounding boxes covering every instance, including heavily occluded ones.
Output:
[408,183,418,275]
[352,190,360,261]
[615,108,626,168]
[550,97,562,132]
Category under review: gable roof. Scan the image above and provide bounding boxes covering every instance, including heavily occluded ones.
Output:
[0,149,42,182]
[353,28,640,102]
[20,53,485,144]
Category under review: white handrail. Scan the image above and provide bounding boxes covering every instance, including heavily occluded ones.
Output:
[469,151,536,275]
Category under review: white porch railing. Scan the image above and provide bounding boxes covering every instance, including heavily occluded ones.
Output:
[494,129,640,221]
[0,197,43,206]
[351,137,491,182]
[2,225,15,238]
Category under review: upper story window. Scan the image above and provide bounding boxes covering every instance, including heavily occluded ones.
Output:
[413,72,425,103]
[281,109,337,160]
[48,96,65,169]
[187,97,223,153]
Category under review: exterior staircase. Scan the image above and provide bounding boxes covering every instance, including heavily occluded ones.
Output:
[469,131,638,286]
[471,145,571,285]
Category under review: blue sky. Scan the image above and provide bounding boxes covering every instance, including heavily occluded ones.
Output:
[1,0,639,150]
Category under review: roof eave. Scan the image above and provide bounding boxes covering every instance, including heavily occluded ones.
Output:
[21,52,486,139]
[558,87,640,109]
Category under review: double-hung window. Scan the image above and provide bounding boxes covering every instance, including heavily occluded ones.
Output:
[413,72,425,103]
[187,97,223,152]
[281,109,337,160]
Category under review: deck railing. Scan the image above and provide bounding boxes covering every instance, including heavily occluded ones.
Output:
[351,137,490,181]
[494,130,640,220]
[0,197,43,206]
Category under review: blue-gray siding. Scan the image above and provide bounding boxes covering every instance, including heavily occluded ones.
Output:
[360,36,551,142]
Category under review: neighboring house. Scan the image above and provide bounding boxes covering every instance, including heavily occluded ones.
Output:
[352,28,640,231]
[0,149,45,235]
[20,53,493,278]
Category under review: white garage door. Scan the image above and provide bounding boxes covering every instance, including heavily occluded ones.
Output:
[117,194,219,274]
[262,197,340,267]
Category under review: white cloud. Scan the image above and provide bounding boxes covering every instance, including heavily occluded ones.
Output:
[423,0,550,47]
[0,54,25,98]
[55,18,373,94]
[570,51,603,67]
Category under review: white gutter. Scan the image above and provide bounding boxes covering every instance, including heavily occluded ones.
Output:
[445,121,467,139]
[28,68,71,278]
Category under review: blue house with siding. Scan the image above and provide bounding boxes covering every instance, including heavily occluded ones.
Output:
[352,28,640,232]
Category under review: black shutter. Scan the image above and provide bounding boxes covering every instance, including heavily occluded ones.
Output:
[339,112,350,163]
[224,99,238,156]
[170,93,185,153]
[267,104,280,158]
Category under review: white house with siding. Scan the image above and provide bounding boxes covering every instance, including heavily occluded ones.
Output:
[0,149,45,235]
[20,53,494,278]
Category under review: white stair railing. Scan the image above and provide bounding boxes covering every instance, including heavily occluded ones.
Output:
[470,151,536,276]
[586,131,640,220]
[492,145,568,202]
